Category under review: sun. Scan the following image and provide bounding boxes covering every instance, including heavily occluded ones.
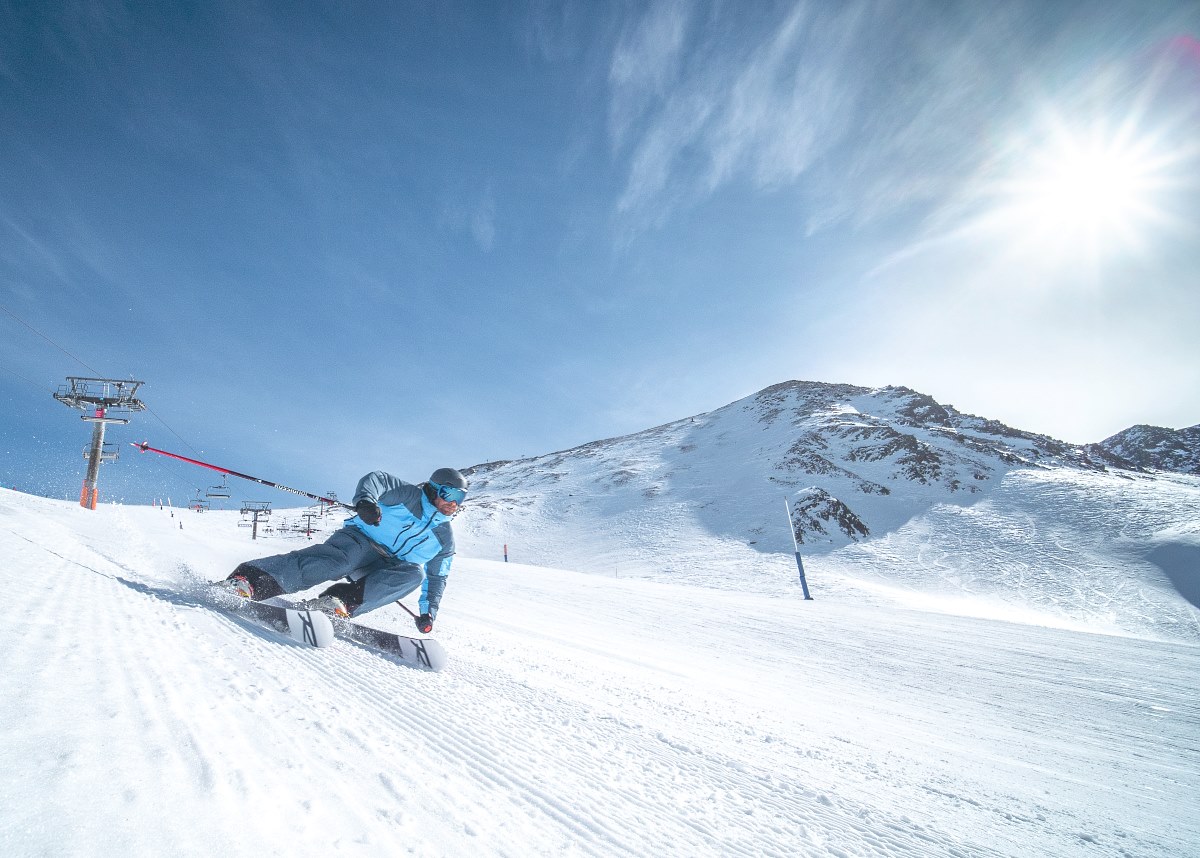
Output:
[876,53,1197,284]
[1027,145,1147,227]
[1015,130,1160,248]
[988,115,1175,263]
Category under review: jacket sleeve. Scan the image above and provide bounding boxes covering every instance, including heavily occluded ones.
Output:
[353,471,408,505]
[419,563,450,619]
[419,523,455,619]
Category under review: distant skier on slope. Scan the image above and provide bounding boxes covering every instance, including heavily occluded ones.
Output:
[223,468,468,634]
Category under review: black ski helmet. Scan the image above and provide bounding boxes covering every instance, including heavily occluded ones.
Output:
[429,467,468,492]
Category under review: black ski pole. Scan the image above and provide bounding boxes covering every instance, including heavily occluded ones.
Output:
[393,600,419,618]
[131,441,355,511]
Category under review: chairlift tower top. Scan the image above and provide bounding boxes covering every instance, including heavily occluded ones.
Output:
[54,377,146,416]
[53,377,147,509]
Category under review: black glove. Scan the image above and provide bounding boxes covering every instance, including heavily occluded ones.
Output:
[415,613,433,634]
[355,499,381,526]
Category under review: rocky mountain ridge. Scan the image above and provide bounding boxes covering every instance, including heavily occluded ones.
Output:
[1099,423,1200,475]
[461,380,1194,549]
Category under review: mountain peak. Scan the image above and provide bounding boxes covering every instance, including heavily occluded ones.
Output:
[461,379,1166,563]
[1099,424,1200,475]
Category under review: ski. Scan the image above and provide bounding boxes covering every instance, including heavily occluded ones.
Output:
[222,597,336,648]
[327,614,448,671]
[212,586,447,670]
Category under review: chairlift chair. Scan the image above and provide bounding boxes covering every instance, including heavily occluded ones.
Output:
[206,476,231,499]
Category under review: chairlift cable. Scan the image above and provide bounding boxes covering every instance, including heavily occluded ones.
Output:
[0,303,104,376]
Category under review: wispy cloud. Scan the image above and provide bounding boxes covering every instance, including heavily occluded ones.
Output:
[524,0,592,64]
[608,0,689,151]
[439,184,498,253]
[471,187,497,252]
[607,1,1040,235]
[0,210,72,288]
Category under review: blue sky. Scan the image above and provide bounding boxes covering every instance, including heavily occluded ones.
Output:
[2,0,1198,505]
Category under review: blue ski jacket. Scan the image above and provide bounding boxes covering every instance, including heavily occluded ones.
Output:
[347,471,456,617]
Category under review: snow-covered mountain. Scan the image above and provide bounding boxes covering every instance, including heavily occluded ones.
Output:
[456,381,1200,642]
[1098,423,1200,475]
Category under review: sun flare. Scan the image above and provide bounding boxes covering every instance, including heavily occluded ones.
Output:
[991,117,1174,262]
[974,88,1190,266]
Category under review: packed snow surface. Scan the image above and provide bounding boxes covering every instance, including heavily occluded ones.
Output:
[1,487,1197,857]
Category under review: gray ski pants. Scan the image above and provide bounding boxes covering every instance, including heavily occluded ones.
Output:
[249,526,423,615]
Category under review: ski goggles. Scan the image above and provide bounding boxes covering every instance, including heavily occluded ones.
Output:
[431,481,467,505]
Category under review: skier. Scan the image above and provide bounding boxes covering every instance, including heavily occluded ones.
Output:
[223,468,468,634]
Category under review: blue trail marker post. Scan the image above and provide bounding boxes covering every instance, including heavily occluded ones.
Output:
[784,498,814,600]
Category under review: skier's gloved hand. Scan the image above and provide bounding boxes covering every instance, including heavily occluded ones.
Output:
[355,499,382,526]
[415,613,433,634]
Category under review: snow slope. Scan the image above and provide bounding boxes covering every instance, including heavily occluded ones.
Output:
[2,488,1198,857]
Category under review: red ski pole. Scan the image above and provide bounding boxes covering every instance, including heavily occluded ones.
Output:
[131,441,354,510]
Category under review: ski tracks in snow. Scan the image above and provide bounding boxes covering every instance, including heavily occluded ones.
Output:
[307,627,1000,858]
[2,516,989,857]
[1,510,422,854]
[4,497,1197,857]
